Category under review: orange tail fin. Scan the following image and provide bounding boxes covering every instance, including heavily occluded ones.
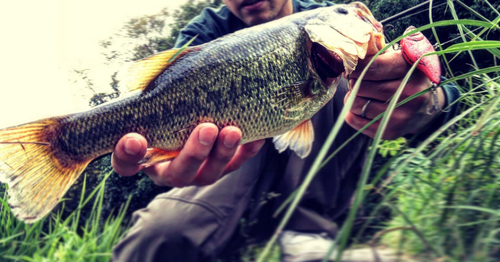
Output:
[0,119,91,223]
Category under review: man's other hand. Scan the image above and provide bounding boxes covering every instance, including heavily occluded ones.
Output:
[345,49,445,140]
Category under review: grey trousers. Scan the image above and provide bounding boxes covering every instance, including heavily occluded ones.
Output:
[112,82,370,262]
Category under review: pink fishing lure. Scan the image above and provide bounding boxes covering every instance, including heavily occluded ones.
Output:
[400,26,441,84]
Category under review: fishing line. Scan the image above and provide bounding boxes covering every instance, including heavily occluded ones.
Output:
[381,0,481,49]
[381,0,447,44]
[383,2,448,25]
[380,0,448,24]
[434,27,483,48]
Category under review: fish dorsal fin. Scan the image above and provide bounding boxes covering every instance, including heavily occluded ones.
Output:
[126,36,197,92]
[272,119,314,159]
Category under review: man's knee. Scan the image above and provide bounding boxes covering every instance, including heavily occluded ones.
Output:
[112,196,222,262]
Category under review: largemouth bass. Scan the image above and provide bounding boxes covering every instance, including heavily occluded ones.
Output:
[0,2,385,223]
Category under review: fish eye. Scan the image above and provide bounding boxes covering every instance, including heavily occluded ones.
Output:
[335,7,348,15]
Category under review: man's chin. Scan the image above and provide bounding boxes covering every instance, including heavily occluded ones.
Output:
[242,14,275,26]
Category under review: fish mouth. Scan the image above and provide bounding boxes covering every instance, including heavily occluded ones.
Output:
[311,43,344,85]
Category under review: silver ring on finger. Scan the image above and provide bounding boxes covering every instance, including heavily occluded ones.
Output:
[361,99,371,119]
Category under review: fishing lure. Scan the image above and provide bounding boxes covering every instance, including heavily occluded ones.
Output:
[400,26,442,114]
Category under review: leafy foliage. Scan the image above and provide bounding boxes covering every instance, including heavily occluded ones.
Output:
[381,93,500,260]
[101,0,222,64]
[62,156,171,228]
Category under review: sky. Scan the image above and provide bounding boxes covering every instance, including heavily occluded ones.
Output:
[0,0,187,128]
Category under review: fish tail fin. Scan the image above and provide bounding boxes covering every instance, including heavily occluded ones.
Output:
[0,119,91,223]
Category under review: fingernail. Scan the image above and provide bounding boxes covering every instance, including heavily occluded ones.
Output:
[223,130,240,149]
[124,137,142,156]
[199,126,217,146]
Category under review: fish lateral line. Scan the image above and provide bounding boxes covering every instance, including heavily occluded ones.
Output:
[0,141,51,146]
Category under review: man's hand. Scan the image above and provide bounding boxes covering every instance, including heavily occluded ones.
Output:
[345,49,445,140]
[111,123,265,187]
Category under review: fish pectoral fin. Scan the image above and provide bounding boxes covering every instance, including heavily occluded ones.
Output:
[272,120,314,159]
[139,148,181,168]
[126,36,197,92]
[0,119,91,223]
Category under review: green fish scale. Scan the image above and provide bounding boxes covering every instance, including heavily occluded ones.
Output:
[56,18,331,162]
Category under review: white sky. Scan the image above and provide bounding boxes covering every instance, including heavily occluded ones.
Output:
[0,0,187,128]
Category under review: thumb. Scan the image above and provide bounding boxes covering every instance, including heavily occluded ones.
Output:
[111,133,148,176]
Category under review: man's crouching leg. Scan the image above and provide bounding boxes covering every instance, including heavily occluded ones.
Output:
[112,194,223,262]
[112,142,277,262]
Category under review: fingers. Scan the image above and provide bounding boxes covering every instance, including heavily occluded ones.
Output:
[349,70,431,105]
[141,124,265,187]
[112,124,266,187]
[345,96,409,140]
[350,78,406,101]
[222,139,266,175]
[111,133,148,177]
[344,92,404,139]
[347,95,385,120]
[345,68,442,140]
[350,49,410,81]
[143,123,219,187]
[345,111,382,139]
[191,126,243,186]
[345,46,447,140]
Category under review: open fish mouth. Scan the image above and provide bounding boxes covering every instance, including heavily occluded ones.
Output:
[303,2,386,88]
[311,42,344,84]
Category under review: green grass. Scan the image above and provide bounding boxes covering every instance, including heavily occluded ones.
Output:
[379,103,500,261]
[255,1,500,261]
[0,171,130,262]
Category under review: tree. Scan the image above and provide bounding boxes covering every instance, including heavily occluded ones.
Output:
[165,0,223,49]
[101,0,222,64]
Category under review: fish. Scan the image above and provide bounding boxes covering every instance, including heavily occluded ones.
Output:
[0,2,386,223]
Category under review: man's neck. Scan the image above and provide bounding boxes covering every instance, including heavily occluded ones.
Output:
[275,0,294,19]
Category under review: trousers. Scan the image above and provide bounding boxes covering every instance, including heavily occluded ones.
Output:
[112,81,370,262]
